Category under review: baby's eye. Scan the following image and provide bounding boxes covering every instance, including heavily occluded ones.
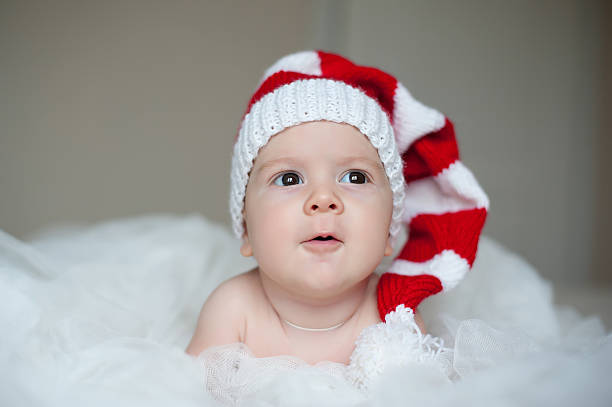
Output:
[340,171,368,184]
[273,172,303,186]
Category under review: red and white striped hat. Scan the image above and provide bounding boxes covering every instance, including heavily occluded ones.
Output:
[229,50,489,320]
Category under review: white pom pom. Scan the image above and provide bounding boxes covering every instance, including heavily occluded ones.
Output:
[346,305,452,391]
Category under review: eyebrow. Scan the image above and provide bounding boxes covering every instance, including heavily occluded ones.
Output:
[252,157,302,180]
[253,155,385,178]
[338,156,385,171]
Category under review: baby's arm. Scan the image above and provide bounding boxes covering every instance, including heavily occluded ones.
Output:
[185,276,247,357]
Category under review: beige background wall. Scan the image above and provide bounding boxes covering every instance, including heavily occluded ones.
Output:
[1,0,610,287]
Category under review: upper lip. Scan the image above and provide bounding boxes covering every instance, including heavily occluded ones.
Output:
[302,232,343,243]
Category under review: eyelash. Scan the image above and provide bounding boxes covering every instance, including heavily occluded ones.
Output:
[271,170,370,187]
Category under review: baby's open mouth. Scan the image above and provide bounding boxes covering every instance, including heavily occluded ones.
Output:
[303,234,342,243]
[312,236,336,241]
[302,234,343,253]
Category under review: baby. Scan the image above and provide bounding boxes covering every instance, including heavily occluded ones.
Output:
[186,51,488,366]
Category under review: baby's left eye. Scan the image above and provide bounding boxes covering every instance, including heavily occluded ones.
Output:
[340,171,368,184]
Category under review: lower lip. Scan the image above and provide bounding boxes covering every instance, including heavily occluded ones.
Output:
[302,240,342,254]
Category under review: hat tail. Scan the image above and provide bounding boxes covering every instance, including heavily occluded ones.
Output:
[378,114,489,319]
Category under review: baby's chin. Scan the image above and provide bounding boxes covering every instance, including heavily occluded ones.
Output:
[284,270,371,300]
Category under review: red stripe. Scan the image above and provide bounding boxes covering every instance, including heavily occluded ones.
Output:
[246,71,318,116]
[317,51,397,119]
[376,273,443,318]
[236,51,401,141]
[398,208,487,266]
[402,118,459,183]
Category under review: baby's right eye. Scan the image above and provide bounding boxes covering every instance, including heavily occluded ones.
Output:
[273,172,303,186]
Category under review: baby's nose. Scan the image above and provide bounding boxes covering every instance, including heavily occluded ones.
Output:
[304,186,344,215]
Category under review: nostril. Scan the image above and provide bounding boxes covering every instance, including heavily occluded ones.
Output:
[307,200,341,213]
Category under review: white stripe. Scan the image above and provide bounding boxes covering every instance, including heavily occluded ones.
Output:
[393,82,446,154]
[402,160,490,223]
[437,160,490,208]
[259,51,322,85]
[387,250,469,291]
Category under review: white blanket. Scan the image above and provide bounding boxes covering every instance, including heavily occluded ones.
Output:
[0,214,610,406]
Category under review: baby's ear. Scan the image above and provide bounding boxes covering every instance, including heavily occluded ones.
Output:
[384,235,393,257]
[240,238,253,257]
[240,223,253,257]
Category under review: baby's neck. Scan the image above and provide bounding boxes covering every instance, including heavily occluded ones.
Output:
[256,269,375,333]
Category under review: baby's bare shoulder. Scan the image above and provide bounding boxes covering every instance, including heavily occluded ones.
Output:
[185,269,259,356]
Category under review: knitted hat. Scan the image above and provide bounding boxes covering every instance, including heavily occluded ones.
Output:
[229,50,489,320]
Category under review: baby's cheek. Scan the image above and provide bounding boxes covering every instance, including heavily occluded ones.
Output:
[252,201,294,241]
[352,200,392,248]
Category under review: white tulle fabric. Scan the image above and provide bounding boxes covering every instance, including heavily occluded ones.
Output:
[1,215,611,407]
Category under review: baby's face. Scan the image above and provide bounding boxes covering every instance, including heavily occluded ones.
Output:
[242,121,393,299]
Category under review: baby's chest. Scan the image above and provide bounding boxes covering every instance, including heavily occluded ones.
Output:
[242,315,361,365]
